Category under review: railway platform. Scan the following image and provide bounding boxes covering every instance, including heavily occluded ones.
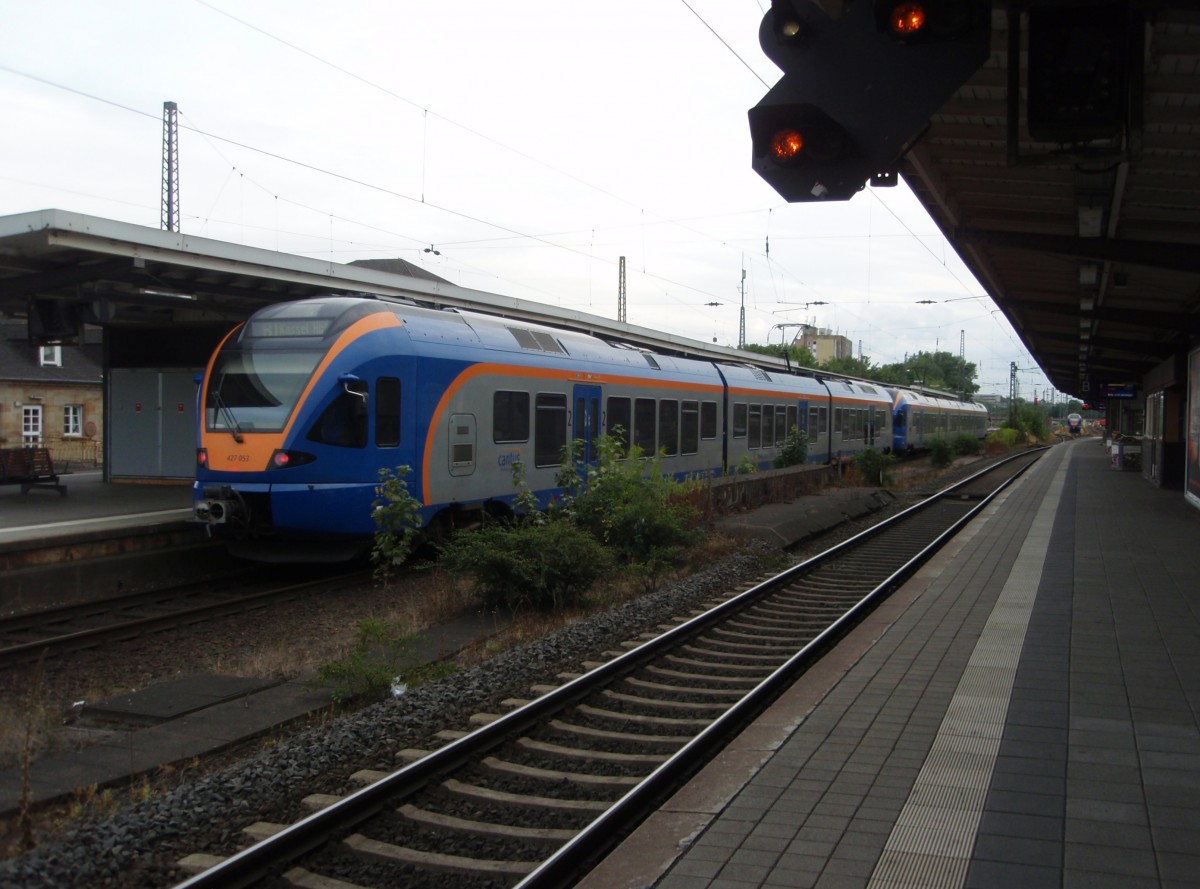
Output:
[0,472,225,611]
[0,470,192,544]
[582,437,1200,889]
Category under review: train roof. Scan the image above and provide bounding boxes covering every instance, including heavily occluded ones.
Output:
[891,388,988,412]
[242,298,984,406]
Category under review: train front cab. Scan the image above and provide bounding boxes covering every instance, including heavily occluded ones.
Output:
[193,299,418,552]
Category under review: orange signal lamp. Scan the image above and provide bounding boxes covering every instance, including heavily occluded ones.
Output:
[770,129,805,162]
[886,2,927,38]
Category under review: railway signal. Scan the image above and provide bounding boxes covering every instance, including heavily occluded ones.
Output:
[749,0,990,202]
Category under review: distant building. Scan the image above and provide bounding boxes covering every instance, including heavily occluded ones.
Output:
[793,324,853,364]
[0,320,103,468]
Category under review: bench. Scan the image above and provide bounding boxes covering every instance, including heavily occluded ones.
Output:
[0,447,67,495]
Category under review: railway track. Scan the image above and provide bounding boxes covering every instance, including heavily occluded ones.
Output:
[172,449,1043,889]
[0,568,363,669]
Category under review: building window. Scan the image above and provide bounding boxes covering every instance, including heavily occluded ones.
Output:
[39,345,62,367]
[63,404,83,437]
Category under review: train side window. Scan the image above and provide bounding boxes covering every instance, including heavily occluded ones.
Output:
[809,406,818,436]
[659,400,679,457]
[606,396,631,452]
[748,404,762,449]
[775,406,788,444]
[633,397,656,454]
[818,406,828,435]
[732,403,747,439]
[534,393,567,467]
[833,408,843,434]
[761,405,774,448]
[307,383,367,448]
[681,400,699,455]
[494,390,530,443]
[787,405,798,434]
[375,377,401,447]
[700,401,717,439]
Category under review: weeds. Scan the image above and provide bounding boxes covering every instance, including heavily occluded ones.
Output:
[314,617,456,705]
[774,426,810,469]
[851,447,898,486]
[928,436,955,469]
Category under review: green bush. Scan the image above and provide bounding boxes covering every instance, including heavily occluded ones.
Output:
[987,427,1021,449]
[371,466,423,585]
[1004,403,1049,441]
[852,447,897,486]
[928,437,955,469]
[953,434,982,456]
[774,426,810,469]
[438,432,702,610]
[439,518,612,612]
[555,435,701,572]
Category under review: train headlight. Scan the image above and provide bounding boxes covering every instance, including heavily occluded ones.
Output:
[267,449,316,470]
[196,448,208,468]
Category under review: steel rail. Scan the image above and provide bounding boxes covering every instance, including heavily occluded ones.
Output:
[172,448,1043,889]
[515,448,1043,888]
[0,571,365,667]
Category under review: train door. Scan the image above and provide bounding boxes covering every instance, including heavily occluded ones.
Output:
[867,406,884,448]
[572,383,602,464]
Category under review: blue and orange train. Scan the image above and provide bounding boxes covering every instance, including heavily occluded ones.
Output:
[191,296,986,558]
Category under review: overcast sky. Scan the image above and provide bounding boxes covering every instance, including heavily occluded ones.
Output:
[0,0,1053,399]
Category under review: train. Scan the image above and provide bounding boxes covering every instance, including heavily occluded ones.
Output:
[1067,412,1083,434]
[191,295,987,558]
[891,388,990,453]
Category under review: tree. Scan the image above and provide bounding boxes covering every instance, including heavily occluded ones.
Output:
[883,350,979,396]
[742,342,818,368]
[820,355,874,378]
[740,342,981,397]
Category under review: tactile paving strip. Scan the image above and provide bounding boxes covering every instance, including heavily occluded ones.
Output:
[866,455,1069,889]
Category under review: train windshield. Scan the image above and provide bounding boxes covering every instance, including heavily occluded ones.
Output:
[206,348,324,434]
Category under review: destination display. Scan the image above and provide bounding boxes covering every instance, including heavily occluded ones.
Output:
[247,318,333,338]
